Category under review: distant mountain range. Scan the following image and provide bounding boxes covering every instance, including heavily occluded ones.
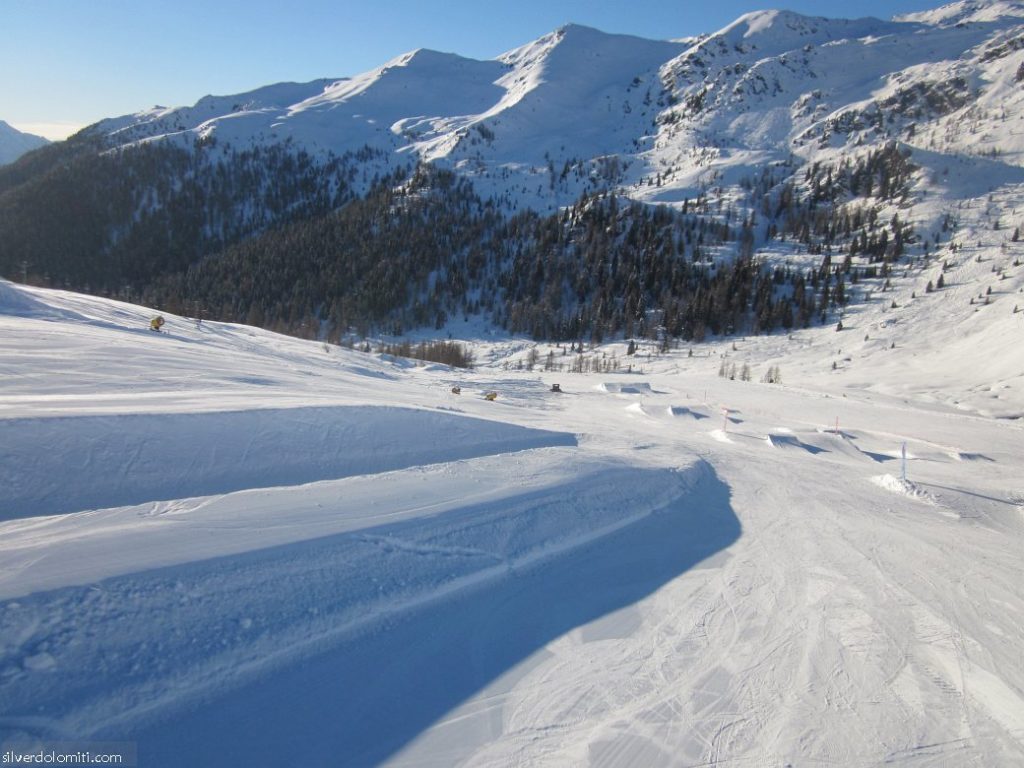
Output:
[0,121,48,165]
[76,0,1024,209]
[2,0,1023,343]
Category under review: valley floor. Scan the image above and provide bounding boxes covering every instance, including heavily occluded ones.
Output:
[1,283,1022,766]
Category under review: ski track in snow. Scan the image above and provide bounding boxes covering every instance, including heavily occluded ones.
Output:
[1,282,1024,767]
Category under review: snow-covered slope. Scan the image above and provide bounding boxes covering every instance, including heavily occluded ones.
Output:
[0,121,48,165]
[1,280,1022,766]
[4,4,1024,760]
[897,0,1024,25]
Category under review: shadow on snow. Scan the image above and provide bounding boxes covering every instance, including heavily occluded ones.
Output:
[124,462,740,767]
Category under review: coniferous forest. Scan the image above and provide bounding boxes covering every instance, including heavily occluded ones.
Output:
[0,137,918,344]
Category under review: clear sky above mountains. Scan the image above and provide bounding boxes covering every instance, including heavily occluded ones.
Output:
[3,0,941,139]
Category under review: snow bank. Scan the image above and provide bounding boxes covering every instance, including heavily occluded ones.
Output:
[0,406,576,520]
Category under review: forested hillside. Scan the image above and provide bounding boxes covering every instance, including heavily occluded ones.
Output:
[0,133,920,343]
[141,147,918,342]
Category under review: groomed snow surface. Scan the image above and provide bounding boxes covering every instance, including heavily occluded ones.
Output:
[2,282,1023,766]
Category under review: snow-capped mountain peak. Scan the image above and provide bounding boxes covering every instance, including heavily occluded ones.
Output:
[896,0,1024,25]
[68,0,1024,215]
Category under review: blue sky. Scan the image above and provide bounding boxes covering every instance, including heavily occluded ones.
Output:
[4,0,942,139]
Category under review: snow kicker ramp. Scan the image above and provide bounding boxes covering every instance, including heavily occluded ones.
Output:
[596,382,655,395]
[0,406,577,520]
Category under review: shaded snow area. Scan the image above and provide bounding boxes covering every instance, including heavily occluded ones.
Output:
[2,282,1024,766]
[2,407,575,519]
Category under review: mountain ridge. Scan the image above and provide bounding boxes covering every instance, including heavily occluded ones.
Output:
[55,0,1022,217]
[0,120,49,165]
